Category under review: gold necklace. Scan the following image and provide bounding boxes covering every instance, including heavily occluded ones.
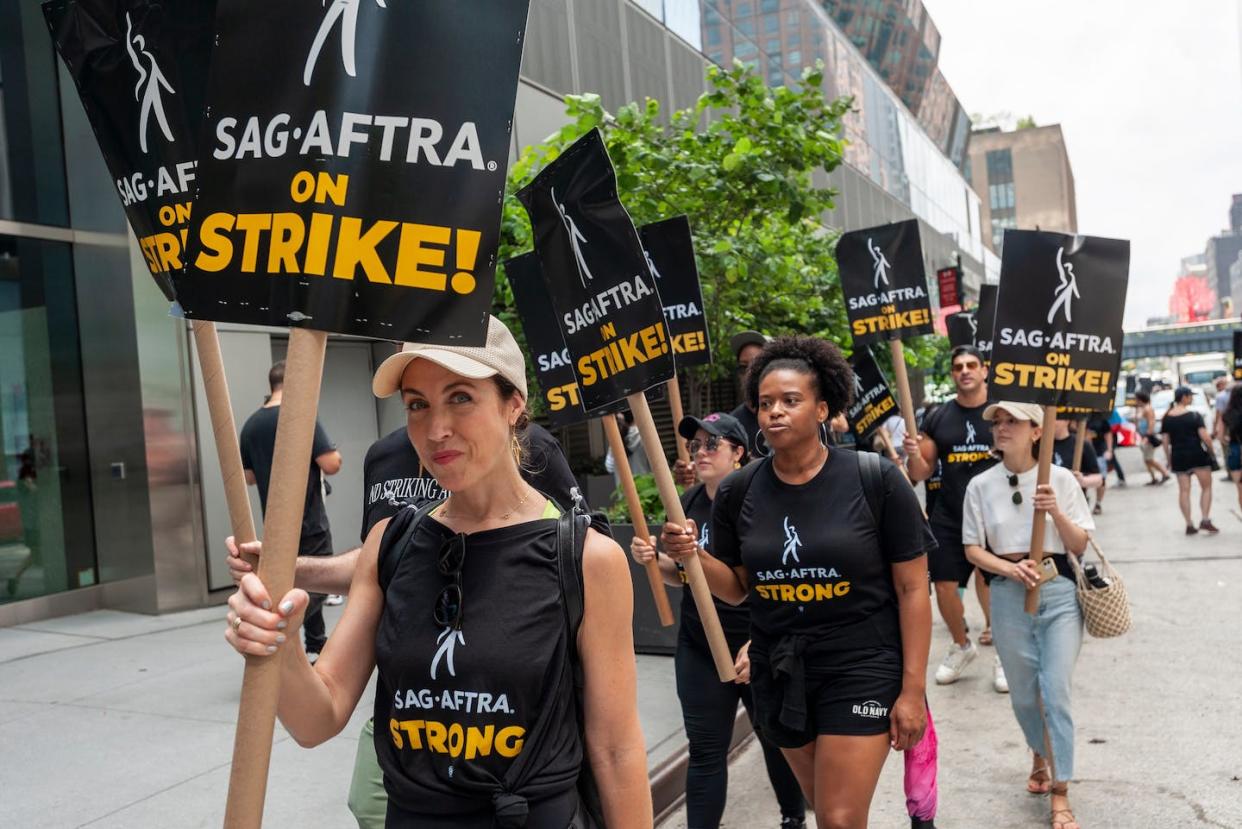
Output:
[440,487,533,522]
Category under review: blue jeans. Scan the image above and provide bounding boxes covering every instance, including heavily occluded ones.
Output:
[989,575,1083,781]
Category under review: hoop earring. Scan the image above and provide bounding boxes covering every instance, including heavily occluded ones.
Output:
[752,431,769,458]
[510,431,522,468]
[819,421,831,448]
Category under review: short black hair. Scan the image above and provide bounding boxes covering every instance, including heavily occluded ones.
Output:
[744,335,853,418]
[268,360,286,391]
[1134,390,1150,403]
[950,345,983,364]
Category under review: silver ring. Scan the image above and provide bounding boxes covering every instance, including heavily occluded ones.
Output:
[232,615,242,631]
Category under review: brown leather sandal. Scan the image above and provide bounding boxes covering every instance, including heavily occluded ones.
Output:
[1027,758,1051,794]
[1050,786,1080,829]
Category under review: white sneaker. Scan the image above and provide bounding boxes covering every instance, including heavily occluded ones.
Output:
[992,655,1009,693]
[325,594,344,606]
[934,640,977,685]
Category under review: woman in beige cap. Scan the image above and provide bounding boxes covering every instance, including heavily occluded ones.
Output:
[224,316,651,828]
[961,401,1094,829]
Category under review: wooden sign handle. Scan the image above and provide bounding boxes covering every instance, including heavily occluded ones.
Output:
[1024,405,1059,615]
[1071,417,1087,472]
[666,376,689,463]
[603,415,675,627]
[888,339,919,447]
[629,392,737,682]
[224,327,327,829]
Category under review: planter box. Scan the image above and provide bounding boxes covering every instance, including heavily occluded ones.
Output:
[610,523,681,655]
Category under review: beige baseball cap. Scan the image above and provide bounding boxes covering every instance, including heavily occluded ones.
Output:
[372,315,528,399]
[982,401,1045,422]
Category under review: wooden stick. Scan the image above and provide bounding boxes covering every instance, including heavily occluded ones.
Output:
[876,428,911,483]
[223,328,327,829]
[603,415,675,627]
[1025,405,1059,615]
[191,321,258,556]
[666,376,689,463]
[888,339,919,447]
[1071,417,1087,472]
[629,392,737,682]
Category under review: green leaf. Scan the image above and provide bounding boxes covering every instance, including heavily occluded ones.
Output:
[722,152,742,171]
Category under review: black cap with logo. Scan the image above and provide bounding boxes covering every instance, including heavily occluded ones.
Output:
[678,412,749,449]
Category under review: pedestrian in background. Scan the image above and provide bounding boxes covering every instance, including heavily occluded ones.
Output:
[631,412,807,829]
[963,401,1094,829]
[1162,386,1220,535]
[239,360,342,658]
[1132,390,1171,485]
[1222,385,1242,515]
[605,409,651,486]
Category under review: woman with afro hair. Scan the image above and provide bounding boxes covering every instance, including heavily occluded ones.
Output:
[661,335,934,829]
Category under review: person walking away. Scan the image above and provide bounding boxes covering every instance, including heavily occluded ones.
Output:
[631,412,807,829]
[1133,390,1171,485]
[1213,377,1233,481]
[1222,385,1242,516]
[605,410,651,486]
[667,335,933,829]
[224,316,652,826]
[1049,417,1103,493]
[239,360,341,658]
[1162,386,1220,535]
[1084,413,1117,514]
[962,401,1094,829]
[903,345,1001,689]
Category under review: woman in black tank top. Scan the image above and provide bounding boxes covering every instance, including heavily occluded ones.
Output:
[225,317,652,828]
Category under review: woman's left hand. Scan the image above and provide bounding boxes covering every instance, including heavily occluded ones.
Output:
[732,641,751,685]
[1032,483,1061,516]
[889,691,927,751]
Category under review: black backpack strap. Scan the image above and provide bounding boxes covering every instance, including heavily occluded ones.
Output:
[377,499,443,593]
[718,456,768,529]
[857,449,885,527]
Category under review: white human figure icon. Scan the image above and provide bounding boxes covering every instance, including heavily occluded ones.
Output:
[1047,246,1080,324]
[552,187,592,288]
[304,0,388,86]
[644,249,662,281]
[125,13,176,154]
[782,516,802,565]
[967,315,978,340]
[853,372,865,398]
[868,237,891,289]
[965,421,977,444]
[430,626,464,680]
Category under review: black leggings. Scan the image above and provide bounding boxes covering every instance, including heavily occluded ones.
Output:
[675,629,805,828]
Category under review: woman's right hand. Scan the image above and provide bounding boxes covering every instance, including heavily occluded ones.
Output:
[1008,558,1042,589]
[224,573,307,658]
[225,535,263,585]
[660,519,699,563]
[630,535,657,566]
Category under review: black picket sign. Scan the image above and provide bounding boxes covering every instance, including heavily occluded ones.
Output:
[44,0,217,302]
[846,348,899,441]
[1234,331,1242,382]
[991,230,1130,411]
[837,219,934,346]
[177,0,529,344]
[946,311,976,349]
[638,216,712,369]
[516,129,675,411]
[974,283,998,362]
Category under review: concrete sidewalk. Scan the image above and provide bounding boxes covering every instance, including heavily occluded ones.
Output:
[0,603,686,827]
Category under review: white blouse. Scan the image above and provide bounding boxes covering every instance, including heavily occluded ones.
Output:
[961,463,1095,555]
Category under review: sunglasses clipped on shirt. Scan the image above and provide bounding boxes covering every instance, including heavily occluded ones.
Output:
[1008,473,1023,505]
[434,532,467,630]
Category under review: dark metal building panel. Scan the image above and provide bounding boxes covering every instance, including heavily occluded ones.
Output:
[524,0,576,94]
[573,0,627,110]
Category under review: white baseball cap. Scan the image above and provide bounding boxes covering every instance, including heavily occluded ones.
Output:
[982,401,1045,422]
[371,315,528,400]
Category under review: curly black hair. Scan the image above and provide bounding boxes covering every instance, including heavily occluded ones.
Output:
[744,335,854,417]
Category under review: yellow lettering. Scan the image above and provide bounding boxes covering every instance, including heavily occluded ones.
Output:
[495,726,525,758]
[267,213,305,274]
[333,217,396,283]
[194,213,236,272]
[464,724,494,760]
[393,222,450,289]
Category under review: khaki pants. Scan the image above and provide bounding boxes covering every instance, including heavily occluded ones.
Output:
[347,719,387,829]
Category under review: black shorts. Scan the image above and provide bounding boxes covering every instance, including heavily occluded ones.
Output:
[928,528,973,586]
[748,649,903,747]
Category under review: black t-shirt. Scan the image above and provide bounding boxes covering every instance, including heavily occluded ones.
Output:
[676,484,750,650]
[921,400,996,536]
[239,405,334,554]
[729,403,762,457]
[360,423,588,542]
[1226,408,1242,444]
[711,450,928,653]
[1086,415,1112,456]
[1162,411,1207,455]
[1051,434,1099,475]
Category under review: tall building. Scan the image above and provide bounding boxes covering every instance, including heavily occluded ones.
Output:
[1230,193,1242,234]
[1206,233,1242,313]
[0,0,987,623]
[967,124,1078,254]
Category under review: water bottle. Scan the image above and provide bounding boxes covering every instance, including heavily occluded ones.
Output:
[1082,563,1109,590]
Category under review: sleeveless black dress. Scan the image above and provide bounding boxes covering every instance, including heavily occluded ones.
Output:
[373,508,583,828]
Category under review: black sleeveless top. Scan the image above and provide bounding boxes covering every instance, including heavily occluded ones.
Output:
[373,508,583,827]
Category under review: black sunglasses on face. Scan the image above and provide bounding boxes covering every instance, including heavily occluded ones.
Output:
[688,436,728,455]
[434,533,467,630]
[1008,473,1022,505]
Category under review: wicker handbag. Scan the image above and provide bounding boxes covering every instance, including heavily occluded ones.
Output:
[1071,539,1131,638]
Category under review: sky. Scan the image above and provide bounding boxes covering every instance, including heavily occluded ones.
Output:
[923,0,1242,329]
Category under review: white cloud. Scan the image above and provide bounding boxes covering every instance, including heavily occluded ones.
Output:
[924,0,1242,328]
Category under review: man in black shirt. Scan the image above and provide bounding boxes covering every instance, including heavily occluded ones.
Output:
[1050,417,1103,491]
[904,345,998,689]
[1086,412,1124,514]
[239,361,342,656]
[727,330,768,456]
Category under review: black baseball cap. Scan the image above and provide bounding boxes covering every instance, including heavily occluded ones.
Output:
[729,330,768,359]
[678,412,748,447]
